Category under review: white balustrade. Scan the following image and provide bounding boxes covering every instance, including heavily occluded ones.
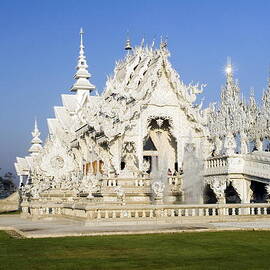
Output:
[23,201,270,223]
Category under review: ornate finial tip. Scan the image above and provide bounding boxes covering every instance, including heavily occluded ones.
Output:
[80,27,84,35]
[225,65,232,75]
[225,57,233,75]
[125,38,132,51]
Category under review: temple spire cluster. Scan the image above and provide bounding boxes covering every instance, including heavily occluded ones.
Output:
[28,119,42,156]
[71,28,95,93]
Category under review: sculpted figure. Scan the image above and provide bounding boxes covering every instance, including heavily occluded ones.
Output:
[114,186,126,205]
[151,181,165,199]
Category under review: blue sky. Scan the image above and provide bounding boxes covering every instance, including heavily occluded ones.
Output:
[0,0,270,176]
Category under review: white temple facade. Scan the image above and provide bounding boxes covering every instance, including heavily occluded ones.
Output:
[14,30,270,220]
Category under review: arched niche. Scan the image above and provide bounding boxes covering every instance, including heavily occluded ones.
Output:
[225,183,241,203]
[204,184,218,204]
[250,181,267,203]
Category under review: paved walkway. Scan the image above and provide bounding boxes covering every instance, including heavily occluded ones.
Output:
[1,215,270,238]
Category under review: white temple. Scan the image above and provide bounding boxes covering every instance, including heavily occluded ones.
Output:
[14,30,270,221]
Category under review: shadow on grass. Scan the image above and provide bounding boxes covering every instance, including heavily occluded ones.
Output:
[0,210,21,215]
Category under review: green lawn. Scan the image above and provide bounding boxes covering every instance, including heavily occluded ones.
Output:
[0,230,270,270]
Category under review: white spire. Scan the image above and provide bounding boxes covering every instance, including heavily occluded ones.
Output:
[225,57,233,77]
[28,119,43,155]
[220,57,241,106]
[71,28,95,93]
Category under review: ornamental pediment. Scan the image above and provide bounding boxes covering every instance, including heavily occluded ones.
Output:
[40,138,75,178]
[148,77,179,106]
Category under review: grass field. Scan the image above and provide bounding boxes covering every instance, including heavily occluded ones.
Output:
[0,230,270,270]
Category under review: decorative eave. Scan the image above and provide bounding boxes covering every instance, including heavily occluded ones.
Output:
[70,138,79,148]
[95,131,107,144]
[75,123,91,137]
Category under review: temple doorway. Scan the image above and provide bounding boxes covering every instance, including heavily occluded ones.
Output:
[143,117,177,174]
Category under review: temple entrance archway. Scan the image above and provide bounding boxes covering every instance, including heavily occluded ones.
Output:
[143,117,177,174]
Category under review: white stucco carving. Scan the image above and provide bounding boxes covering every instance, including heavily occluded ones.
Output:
[14,30,270,218]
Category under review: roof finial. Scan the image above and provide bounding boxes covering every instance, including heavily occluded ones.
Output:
[225,56,233,75]
[71,28,95,93]
[80,27,84,47]
[160,35,168,49]
[140,37,145,47]
[125,30,132,51]
[34,117,37,131]
[28,119,43,156]
[222,57,240,97]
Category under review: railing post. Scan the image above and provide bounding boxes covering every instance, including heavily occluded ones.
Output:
[142,210,146,218]
[164,209,168,217]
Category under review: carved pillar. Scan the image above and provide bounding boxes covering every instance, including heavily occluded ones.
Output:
[265,184,270,202]
[109,140,121,174]
[209,178,227,204]
[231,179,251,203]
[138,118,144,171]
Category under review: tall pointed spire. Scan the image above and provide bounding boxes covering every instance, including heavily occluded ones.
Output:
[225,57,233,83]
[28,119,43,156]
[222,57,240,98]
[71,28,95,93]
